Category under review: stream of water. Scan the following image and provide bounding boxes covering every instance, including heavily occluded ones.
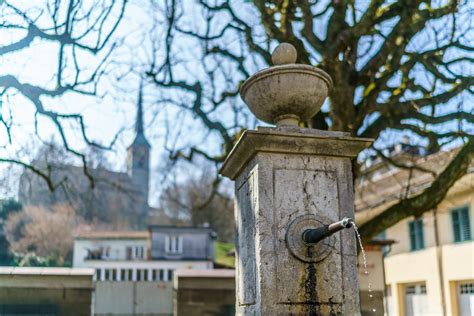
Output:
[353,223,377,313]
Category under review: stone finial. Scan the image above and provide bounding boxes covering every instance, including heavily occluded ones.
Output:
[271,42,297,65]
[240,41,332,127]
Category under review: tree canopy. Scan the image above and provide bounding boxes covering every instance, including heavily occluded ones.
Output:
[146,0,473,240]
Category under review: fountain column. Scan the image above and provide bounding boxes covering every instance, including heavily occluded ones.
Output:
[220,43,373,315]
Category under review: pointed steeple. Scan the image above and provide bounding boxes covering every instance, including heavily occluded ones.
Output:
[136,79,144,135]
[127,78,151,219]
[131,79,150,147]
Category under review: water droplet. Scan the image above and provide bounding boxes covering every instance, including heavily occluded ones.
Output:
[372,309,377,312]
[369,294,373,298]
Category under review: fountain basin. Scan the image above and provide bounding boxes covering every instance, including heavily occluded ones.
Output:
[240,64,332,126]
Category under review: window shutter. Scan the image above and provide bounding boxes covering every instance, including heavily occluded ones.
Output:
[171,236,176,253]
[461,208,471,241]
[452,210,461,242]
[178,236,183,253]
[165,235,170,253]
[409,221,416,250]
[417,220,424,249]
[409,219,424,250]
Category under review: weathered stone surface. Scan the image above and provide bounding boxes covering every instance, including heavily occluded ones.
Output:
[271,42,297,65]
[239,65,332,127]
[222,128,372,315]
[240,42,333,127]
[235,170,257,306]
[220,128,372,180]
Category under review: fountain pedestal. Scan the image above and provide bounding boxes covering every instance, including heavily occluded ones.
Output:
[219,43,373,315]
[220,127,371,315]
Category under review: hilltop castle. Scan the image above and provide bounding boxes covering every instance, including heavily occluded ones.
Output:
[18,84,152,228]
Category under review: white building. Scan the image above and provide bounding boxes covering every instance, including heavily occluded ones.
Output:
[73,228,214,283]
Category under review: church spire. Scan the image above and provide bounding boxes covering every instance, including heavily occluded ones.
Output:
[136,79,144,135]
[131,79,150,147]
[127,78,151,219]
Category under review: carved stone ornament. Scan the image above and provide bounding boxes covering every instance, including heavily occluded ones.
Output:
[240,42,332,127]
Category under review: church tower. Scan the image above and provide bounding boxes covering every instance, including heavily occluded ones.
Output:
[127,81,150,216]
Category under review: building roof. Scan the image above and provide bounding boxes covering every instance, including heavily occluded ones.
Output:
[0,267,94,276]
[355,148,472,213]
[75,231,148,240]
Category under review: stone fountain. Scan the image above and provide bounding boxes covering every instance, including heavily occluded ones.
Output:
[220,43,373,315]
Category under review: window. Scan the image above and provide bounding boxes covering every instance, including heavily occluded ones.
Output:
[126,246,146,260]
[165,235,183,254]
[460,283,474,294]
[86,248,102,260]
[134,247,140,258]
[126,247,133,260]
[152,269,158,281]
[102,247,111,259]
[136,269,148,281]
[103,269,117,281]
[168,269,173,281]
[159,269,164,281]
[136,246,146,259]
[404,283,429,314]
[451,207,471,242]
[409,218,424,251]
[405,283,426,295]
[419,284,427,294]
[96,269,102,281]
[405,285,416,295]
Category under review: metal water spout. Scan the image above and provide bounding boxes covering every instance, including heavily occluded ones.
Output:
[302,217,354,245]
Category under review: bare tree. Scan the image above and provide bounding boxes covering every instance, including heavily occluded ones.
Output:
[146,0,473,241]
[0,0,127,189]
[161,163,234,242]
[5,204,78,264]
